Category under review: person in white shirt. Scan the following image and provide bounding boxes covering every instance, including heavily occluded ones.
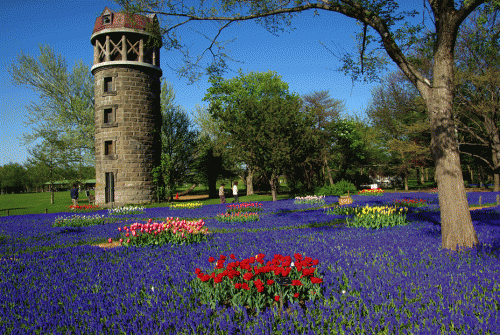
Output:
[232,182,239,203]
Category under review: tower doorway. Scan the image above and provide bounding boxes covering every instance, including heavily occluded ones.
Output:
[105,172,115,203]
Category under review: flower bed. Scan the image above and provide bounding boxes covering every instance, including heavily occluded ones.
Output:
[0,192,499,334]
[216,212,260,222]
[68,204,100,212]
[358,188,384,196]
[192,253,323,315]
[110,217,210,246]
[226,202,263,213]
[53,213,109,227]
[168,202,203,210]
[108,206,145,215]
[294,195,325,205]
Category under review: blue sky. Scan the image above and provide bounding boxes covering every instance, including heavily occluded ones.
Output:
[0,0,423,167]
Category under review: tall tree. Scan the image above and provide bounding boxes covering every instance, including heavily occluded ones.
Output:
[453,6,500,191]
[114,0,499,251]
[203,69,312,201]
[297,91,345,187]
[366,71,432,189]
[191,103,252,194]
[154,79,199,201]
[9,44,95,169]
[0,163,27,194]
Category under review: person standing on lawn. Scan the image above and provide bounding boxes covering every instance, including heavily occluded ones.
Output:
[232,181,239,203]
[219,183,226,204]
[70,184,79,206]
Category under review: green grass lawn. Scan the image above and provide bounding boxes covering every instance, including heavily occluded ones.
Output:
[1,178,495,217]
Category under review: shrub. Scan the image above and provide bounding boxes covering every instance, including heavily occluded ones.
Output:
[345,205,408,229]
[315,180,357,197]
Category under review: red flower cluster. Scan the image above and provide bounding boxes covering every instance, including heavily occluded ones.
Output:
[69,204,99,211]
[195,253,323,290]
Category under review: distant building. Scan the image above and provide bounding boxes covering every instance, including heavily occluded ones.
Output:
[90,7,162,207]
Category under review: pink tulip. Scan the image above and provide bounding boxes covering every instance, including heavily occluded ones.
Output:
[118,227,121,232]
[108,238,112,243]
[127,239,130,243]
[119,239,123,243]
[148,218,153,224]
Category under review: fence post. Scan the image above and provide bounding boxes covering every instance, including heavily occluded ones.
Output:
[497,194,499,206]
[45,208,48,214]
[479,196,482,206]
[6,209,9,216]
[394,188,396,193]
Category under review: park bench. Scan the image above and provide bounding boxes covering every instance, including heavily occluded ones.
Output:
[88,195,95,205]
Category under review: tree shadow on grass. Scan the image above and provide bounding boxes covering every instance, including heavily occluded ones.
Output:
[56,227,85,235]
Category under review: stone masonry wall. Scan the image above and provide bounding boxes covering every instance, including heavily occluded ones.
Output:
[94,65,161,207]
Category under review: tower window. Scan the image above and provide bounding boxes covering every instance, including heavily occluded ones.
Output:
[102,15,111,25]
[103,77,113,92]
[104,141,114,155]
[104,108,114,124]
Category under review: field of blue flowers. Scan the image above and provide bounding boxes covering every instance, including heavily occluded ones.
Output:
[0,192,499,334]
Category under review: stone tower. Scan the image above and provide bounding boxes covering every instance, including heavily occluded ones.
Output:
[91,7,162,207]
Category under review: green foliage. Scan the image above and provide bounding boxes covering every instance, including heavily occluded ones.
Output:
[325,205,360,216]
[215,212,260,222]
[315,179,356,197]
[155,79,199,201]
[52,214,118,227]
[0,163,27,193]
[0,232,9,244]
[9,44,95,167]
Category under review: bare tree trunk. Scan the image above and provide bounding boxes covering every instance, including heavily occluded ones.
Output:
[325,158,334,186]
[425,167,429,182]
[246,168,254,195]
[269,175,277,201]
[419,38,478,251]
[404,174,408,191]
[467,165,473,184]
[483,115,500,192]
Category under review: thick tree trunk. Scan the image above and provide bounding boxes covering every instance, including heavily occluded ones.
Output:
[404,174,408,191]
[421,37,478,251]
[246,168,254,195]
[425,168,429,182]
